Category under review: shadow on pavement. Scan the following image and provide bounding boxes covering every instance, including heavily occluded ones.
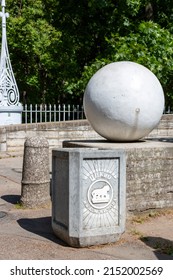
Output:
[1,194,21,204]
[17,216,68,246]
[140,236,173,260]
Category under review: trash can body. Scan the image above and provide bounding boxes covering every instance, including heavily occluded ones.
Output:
[52,148,126,247]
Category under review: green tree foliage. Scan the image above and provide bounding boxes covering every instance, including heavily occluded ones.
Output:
[6,0,62,103]
[2,0,173,105]
[71,0,173,107]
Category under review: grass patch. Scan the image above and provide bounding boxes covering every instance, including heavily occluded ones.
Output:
[129,208,173,224]
[14,201,25,209]
[130,229,144,238]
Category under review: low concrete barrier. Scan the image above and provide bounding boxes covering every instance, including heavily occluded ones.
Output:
[0,120,102,152]
[0,115,173,152]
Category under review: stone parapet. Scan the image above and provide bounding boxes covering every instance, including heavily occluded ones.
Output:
[0,115,173,153]
[0,120,102,152]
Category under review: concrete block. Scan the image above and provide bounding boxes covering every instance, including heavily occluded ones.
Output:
[52,148,126,247]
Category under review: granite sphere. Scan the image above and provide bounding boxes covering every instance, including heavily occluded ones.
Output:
[83,61,165,141]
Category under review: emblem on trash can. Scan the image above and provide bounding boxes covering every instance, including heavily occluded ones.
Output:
[88,179,113,209]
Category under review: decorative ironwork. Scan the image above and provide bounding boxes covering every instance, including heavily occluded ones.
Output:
[0,0,20,106]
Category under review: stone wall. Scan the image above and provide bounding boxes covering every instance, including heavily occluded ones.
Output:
[148,114,173,137]
[0,114,173,152]
[0,120,102,152]
[126,146,173,211]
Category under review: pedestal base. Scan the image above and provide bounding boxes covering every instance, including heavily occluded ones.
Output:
[0,104,23,126]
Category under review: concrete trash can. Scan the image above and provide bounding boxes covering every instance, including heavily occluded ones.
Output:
[52,148,126,247]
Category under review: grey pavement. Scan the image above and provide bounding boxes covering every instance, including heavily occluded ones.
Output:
[0,151,173,260]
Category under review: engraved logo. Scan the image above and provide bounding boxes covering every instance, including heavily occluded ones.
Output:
[92,185,110,204]
[88,179,113,209]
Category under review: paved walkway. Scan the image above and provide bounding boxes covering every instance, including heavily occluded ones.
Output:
[0,151,173,260]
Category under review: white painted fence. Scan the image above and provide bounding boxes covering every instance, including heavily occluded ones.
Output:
[164,106,173,114]
[22,104,85,124]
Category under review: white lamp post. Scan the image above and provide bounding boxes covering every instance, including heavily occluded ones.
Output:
[0,0,23,125]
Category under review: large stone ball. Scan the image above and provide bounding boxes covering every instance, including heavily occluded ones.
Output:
[83,61,165,141]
